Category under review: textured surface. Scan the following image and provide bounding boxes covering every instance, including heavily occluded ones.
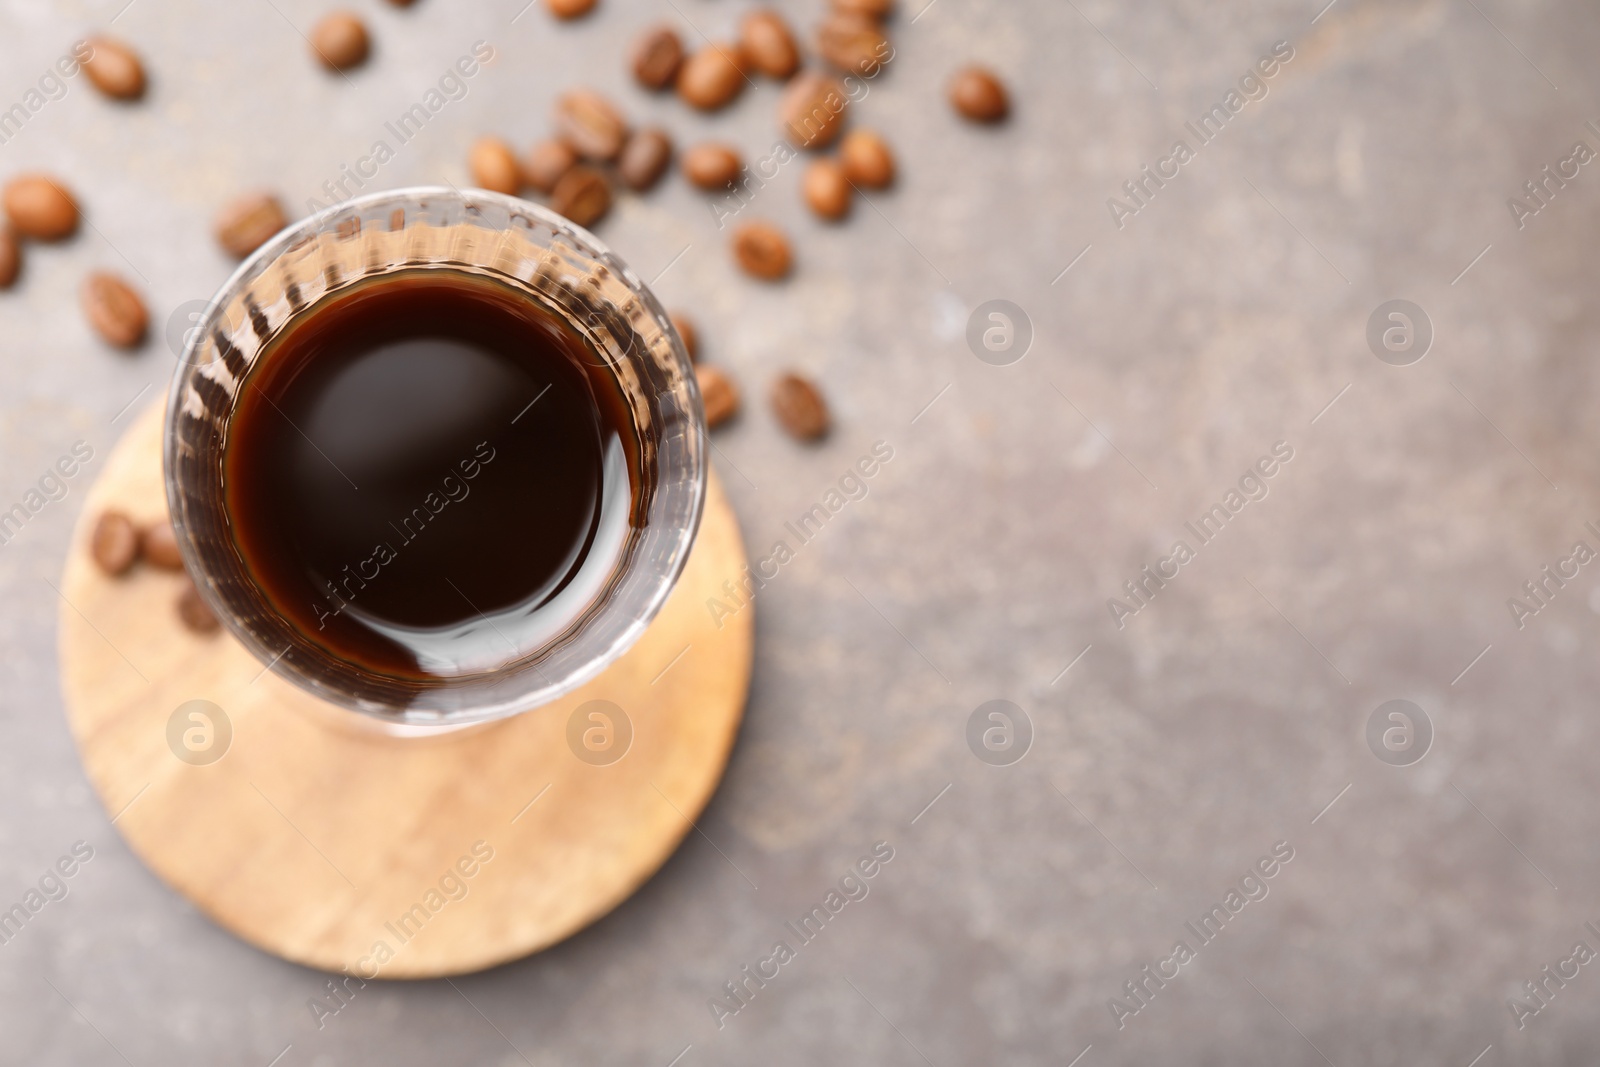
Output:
[2,0,1599,1063]
[58,401,752,979]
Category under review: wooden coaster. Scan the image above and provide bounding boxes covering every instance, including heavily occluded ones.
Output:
[58,402,752,978]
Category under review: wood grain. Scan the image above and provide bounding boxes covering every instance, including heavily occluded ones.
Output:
[58,401,752,978]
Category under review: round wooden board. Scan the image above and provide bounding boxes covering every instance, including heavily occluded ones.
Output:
[58,401,752,978]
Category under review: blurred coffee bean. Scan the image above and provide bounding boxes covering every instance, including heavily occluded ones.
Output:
[780,71,848,149]
[771,372,830,440]
[618,129,673,191]
[82,37,146,100]
[840,129,895,187]
[82,272,148,349]
[803,159,851,220]
[682,143,743,189]
[551,166,612,227]
[310,13,370,71]
[741,10,800,79]
[697,365,739,428]
[678,44,746,110]
[3,175,79,240]
[732,221,793,280]
[555,88,629,161]
[631,25,684,90]
[950,66,1008,122]
[525,139,578,193]
[214,192,287,259]
[469,137,522,194]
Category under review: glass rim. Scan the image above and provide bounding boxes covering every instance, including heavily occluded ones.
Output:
[163,186,707,728]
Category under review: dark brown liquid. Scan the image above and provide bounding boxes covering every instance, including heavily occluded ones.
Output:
[223,270,639,680]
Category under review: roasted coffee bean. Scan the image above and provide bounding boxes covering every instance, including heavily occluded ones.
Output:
[91,511,139,575]
[214,192,287,258]
[682,143,743,189]
[779,71,848,149]
[803,159,851,220]
[82,37,146,100]
[950,65,1008,122]
[741,10,800,79]
[469,137,522,194]
[618,128,672,191]
[551,165,612,228]
[3,175,79,240]
[310,13,369,70]
[82,272,147,349]
[546,0,597,18]
[524,138,578,193]
[670,312,698,361]
[677,44,746,110]
[177,579,220,634]
[141,519,185,571]
[555,88,628,161]
[840,129,895,187]
[832,0,894,17]
[696,365,739,428]
[0,227,18,289]
[770,372,830,440]
[631,25,684,90]
[385,0,417,6]
[732,221,792,280]
[817,13,888,77]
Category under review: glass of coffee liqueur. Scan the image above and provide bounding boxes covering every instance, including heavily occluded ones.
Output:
[164,188,705,727]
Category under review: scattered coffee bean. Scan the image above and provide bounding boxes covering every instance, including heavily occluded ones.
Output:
[770,372,830,440]
[0,228,17,289]
[90,510,139,576]
[840,129,895,187]
[555,88,628,162]
[817,13,889,77]
[81,272,147,349]
[525,138,578,193]
[803,158,851,220]
[780,71,848,149]
[3,175,79,241]
[950,65,1008,122]
[177,579,220,634]
[631,25,684,90]
[82,37,147,100]
[682,142,743,190]
[741,10,800,80]
[677,44,746,111]
[546,0,597,18]
[141,519,185,571]
[832,0,894,17]
[214,192,287,259]
[310,12,369,71]
[550,165,612,228]
[696,365,740,428]
[732,221,793,280]
[670,312,698,361]
[469,137,522,194]
[385,0,417,6]
[618,128,673,191]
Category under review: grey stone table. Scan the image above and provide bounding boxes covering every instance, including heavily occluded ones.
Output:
[3,0,1599,1062]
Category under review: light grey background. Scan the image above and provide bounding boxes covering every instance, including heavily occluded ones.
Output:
[3,0,1599,1063]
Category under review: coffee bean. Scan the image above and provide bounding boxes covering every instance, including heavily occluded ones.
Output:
[310,13,369,71]
[551,165,612,228]
[950,65,1008,122]
[385,0,417,6]
[682,143,743,190]
[696,365,740,429]
[177,579,221,634]
[741,10,800,80]
[631,25,684,90]
[3,175,79,241]
[840,129,895,187]
[677,44,746,111]
[732,221,793,280]
[832,0,894,17]
[670,312,698,361]
[82,272,147,349]
[555,88,628,162]
[524,138,578,193]
[816,13,888,77]
[141,519,185,571]
[803,159,851,220]
[214,192,287,259]
[771,372,830,440]
[546,0,597,18]
[82,37,147,100]
[0,227,18,289]
[780,71,848,149]
[618,128,672,192]
[469,137,522,194]
[91,511,139,575]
